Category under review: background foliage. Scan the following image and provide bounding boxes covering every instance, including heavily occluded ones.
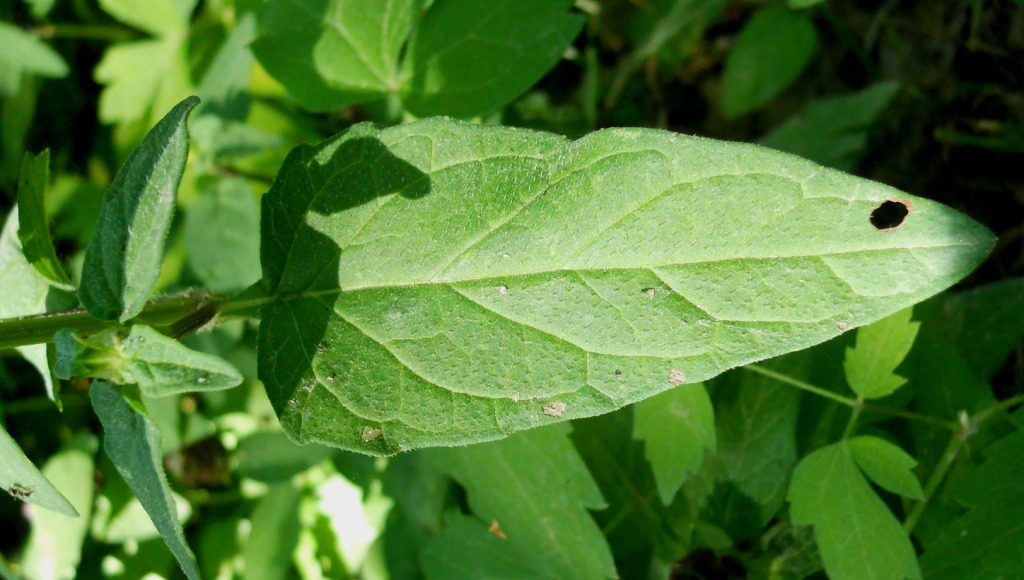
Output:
[1,0,1023,578]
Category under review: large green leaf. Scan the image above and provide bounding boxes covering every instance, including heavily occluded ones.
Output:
[252,0,420,112]
[400,0,584,117]
[16,150,73,288]
[90,382,201,580]
[420,424,616,579]
[789,441,921,579]
[79,96,199,322]
[256,117,992,455]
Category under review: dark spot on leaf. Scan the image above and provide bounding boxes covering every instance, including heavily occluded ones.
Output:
[8,484,32,500]
[614,369,623,376]
[870,200,910,230]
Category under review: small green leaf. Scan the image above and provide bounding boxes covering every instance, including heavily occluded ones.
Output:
[847,435,924,500]
[721,7,818,118]
[183,177,261,293]
[252,0,421,112]
[422,425,616,579]
[0,209,61,407]
[56,325,242,397]
[788,442,921,579]
[16,149,73,288]
[21,434,97,580]
[0,22,68,97]
[258,118,992,455]
[90,381,201,580]
[634,382,715,505]
[759,82,900,171]
[0,423,77,516]
[920,430,1024,578]
[79,96,199,322]
[844,307,920,399]
[788,0,827,7]
[400,0,584,117]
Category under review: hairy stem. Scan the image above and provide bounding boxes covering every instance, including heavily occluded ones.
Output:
[0,294,220,350]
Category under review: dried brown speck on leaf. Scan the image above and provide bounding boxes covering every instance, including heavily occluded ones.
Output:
[669,368,687,386]
[361,426,383,443]
[543,401,567,417]
[488,519,507,540]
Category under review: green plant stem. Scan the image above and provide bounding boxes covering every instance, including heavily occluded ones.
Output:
[743,364,959,431]
[34,23,139,42]
[744,364,858,406]
[842,398,864,439]
[904,428,967,533]
[0,294,218,350]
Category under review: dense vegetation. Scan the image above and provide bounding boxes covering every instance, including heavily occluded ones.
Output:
[1,1,1022,578]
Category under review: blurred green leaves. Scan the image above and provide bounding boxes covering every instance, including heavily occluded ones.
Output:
[253,0,583,117]
[16,150,72,289]
[0,22,68,97]
[94,0,196,124]
[721,6,818,119]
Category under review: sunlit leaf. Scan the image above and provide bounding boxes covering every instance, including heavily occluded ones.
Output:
[257,117,992,455]
[79,96,198,321]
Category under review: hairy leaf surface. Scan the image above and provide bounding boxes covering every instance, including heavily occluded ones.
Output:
[79,96,198,321]
[90,382,200,580]
[257,117,993,455]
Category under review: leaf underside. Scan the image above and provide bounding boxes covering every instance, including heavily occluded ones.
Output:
[257,117,993,456]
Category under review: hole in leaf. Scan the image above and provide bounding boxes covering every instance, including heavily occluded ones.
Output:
[870,200,909,230]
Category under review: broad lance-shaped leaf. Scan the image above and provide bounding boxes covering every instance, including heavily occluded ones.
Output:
[90,381,201,580]
[257,117,993,455]
[17,149,73,288]
[55,325,242,398]
[79,96,199,322]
